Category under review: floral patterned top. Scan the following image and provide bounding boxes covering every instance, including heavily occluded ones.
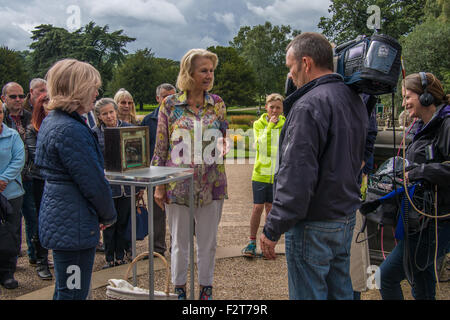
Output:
[151,91,228,207]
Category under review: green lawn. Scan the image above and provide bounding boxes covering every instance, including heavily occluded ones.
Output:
[136,104,159,115]
[136,105,262,116]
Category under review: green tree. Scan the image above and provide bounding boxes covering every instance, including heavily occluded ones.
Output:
[107,50,179,110]
[208,46,257,106]
[152,57,179,94]
[318,0,428,44]
[425,0,450,21]
[230,22,300,106]
[108,49,156,110]
[0,46,29,91]
[401,16,450,90]
[29,22,135,89]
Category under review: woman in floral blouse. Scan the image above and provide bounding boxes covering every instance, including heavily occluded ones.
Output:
[152,48,229,300]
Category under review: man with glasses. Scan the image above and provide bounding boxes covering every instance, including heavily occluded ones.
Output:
[1,82,31,141]
[1,82,40,279]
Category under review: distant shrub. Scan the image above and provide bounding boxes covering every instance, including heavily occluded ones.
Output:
[229,115,256,126]
[228,123,251,131]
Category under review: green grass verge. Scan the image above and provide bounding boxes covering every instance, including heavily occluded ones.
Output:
[136,104,159,115]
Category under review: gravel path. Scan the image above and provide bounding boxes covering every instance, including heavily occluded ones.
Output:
[1,161,449,300]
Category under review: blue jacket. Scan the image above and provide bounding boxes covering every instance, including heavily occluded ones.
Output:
[35,109,117,250]
[263,74,368,241]
[0,123,25,200]
[140,107,159,158]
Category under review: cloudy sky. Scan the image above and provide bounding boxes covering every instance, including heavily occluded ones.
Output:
[0,0,332,61]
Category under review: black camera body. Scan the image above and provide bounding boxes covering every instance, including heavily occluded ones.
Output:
[334,34,402,95]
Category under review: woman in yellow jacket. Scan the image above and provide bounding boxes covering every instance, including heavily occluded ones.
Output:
[242,93,286,257]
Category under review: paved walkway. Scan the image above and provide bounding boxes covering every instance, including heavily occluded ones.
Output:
[15,162,286,300]
[16,245,286,300]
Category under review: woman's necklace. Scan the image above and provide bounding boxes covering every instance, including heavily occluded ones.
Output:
[189,99,203,114]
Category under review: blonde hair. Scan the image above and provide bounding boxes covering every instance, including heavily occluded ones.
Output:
[176,49,218,92]
[114,88,137,124]
[45,59,101,113]
[266,93,285,105]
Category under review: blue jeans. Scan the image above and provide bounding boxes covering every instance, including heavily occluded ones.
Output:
[21,180,37,260]
[285,212,356,300]
[52,247,96,300]
[380,222,450,300]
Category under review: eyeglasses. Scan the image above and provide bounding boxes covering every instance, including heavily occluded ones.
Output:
[8,94,26,100]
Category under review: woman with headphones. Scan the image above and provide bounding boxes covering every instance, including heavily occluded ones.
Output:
[379,72,450,300]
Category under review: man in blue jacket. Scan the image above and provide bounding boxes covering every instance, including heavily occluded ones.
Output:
[141,83,176,256]
[260,33,368,300]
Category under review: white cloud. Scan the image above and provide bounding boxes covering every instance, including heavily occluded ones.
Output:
[198,36,220,48]
[12,23,36,35]
[246,0,330,32]
[85,0,187,25]
[213,12,236,32]
[0,0,333,60]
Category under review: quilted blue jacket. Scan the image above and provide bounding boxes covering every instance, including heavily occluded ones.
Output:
[35,109,117,250]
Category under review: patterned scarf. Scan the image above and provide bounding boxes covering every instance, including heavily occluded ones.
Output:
[10,113,26,141]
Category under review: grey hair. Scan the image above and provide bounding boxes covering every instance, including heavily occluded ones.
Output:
[94,97,118,126]
[156,83,176,98]
[1,82,22,97]
[29,78,47,90]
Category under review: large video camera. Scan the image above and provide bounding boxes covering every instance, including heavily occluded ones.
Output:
[284,34,402,98]
[333,34,402,95]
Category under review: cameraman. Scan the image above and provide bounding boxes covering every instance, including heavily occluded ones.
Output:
[379,72,450,300]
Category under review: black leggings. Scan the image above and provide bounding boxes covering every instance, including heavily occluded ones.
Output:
[103,196,131,262]
[0,196,23,278]
[32,178,48,265]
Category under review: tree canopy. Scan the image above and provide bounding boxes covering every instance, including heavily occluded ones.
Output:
[318,0,428,44]
[208,46,256,107]
[107,49,179,110]
[0,46,29,92]
[29,22,135,87]
[230,22,300,104]
[400,16,450,90]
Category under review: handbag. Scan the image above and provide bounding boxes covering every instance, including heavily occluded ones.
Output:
[0,193,19,257]
[125,198,149,241]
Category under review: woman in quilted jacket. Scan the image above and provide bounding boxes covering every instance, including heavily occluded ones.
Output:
[35,59,117,300]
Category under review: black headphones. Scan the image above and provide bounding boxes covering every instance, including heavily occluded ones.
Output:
[419,72,434,107]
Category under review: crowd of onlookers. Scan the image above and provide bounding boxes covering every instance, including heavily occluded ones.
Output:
[1,32,449,301]
[0,77,172,291]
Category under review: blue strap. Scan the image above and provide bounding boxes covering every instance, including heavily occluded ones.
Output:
[395,184,416,240]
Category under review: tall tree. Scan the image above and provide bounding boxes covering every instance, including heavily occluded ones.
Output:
[318,0,428,44]
[108,49,156,110]
[401,16,450,90]
[208,46,257,107]
[230,22,300,106]
[0,46,29,91]
[29,22,135,89]
[107,49,179,110]
[152,57,179,94]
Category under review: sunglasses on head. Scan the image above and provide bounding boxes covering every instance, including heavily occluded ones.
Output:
[8,94,26,99]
